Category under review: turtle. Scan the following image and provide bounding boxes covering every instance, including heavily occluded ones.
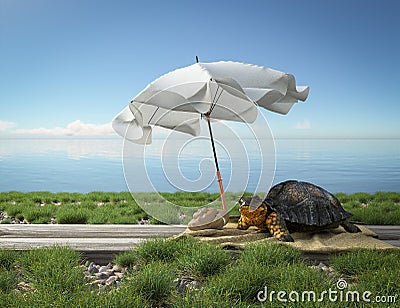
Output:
[237,180,361,242]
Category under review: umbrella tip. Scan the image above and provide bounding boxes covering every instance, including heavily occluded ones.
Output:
[195,56,199,63]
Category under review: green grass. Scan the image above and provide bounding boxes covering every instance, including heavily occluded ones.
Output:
[0,242,399,307]
[176,241,231,279]
[123,261,175,304]
[331,249,400,277]
[0,249,19,270]
[330,249,400,304]
[56,207,90,224]
[19,246,84,294]
[0,269,19,293]
[239,241,303,266]
[0,250,20,294]
[115,237,187,267]
[0,191,399,225]
[336,192,400,225]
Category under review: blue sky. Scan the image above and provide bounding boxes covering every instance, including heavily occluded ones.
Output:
[1,0,399,139]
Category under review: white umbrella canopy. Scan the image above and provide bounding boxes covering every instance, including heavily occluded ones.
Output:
[113,61,309,143]
[113,60,309,210]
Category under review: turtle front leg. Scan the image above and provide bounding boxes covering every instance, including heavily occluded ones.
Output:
[237,216,251,230]
[265,212,294,242]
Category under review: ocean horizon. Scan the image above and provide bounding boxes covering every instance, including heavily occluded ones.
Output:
[0,137,399,194]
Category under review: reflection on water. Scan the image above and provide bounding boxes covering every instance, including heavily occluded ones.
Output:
[0,138,399,193]
[0,138,125,192]
[0,138,122,160]
[274,139,400,193]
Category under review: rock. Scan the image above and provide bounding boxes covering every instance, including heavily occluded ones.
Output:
[95,272,109,280]
[188,208,229,231]
[99,266,109,273]
[309,262,336,278]
[189,280,201,290]
[88,263,99,274]
[17,281,35,292]
[106,269,115,276]
[11,218,22,224]
[317,262,327,270]
[112,265,121,272]
[175,276,200,293]
[84,261,127,290]
[106,276,117,285]
[114,272,123,279]
[138,218,150,224]
[91,279,107,285]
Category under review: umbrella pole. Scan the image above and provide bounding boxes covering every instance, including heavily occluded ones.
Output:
[205,114,227,210]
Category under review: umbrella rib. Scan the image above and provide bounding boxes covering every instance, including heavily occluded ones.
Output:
[209,85,223,115]
[212,84,220,103]
[147,106,160,124]
[214,88,224,106]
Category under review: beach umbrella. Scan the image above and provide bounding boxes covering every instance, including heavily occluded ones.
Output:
[113,59,309,210]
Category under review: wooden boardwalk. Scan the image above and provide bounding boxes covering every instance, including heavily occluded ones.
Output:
[0,224,399,264]
[364,225,400,247]
[0,224,186,264]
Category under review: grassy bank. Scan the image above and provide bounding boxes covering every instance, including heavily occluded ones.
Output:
[1,240,399,307]
[0,191,399,225]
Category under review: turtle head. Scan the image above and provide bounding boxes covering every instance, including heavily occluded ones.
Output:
[238,195,263,210]
[238,196,252,208]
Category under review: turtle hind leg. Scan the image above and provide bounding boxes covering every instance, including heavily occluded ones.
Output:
[340,221,361,233]
[266,212,294,242]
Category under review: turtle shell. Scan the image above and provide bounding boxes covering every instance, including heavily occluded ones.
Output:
[264,180,352,226]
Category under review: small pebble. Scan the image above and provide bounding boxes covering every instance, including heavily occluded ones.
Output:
[106,276,117,285]
[112,265,121,272]
[95,272,109,280]
[114,272,123,279]
[84,260,126,291]
[88,264,99,274]
[106,269,115,276]
[92,279,106,285]
[99,266,109,273]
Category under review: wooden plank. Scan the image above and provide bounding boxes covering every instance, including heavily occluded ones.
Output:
[364,225,400,241]
[0,237,143,250]
[0,224,188,264]
[0,224,187,238]
[385,240,400,247]
[0,224,399,264]
[1,224,399,245]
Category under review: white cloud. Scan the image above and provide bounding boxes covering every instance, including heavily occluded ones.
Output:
[0,120,15,131]
[295,119,311,130]
[12,120,115,136]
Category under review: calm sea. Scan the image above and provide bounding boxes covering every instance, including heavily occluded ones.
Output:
[0,138,399,194]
